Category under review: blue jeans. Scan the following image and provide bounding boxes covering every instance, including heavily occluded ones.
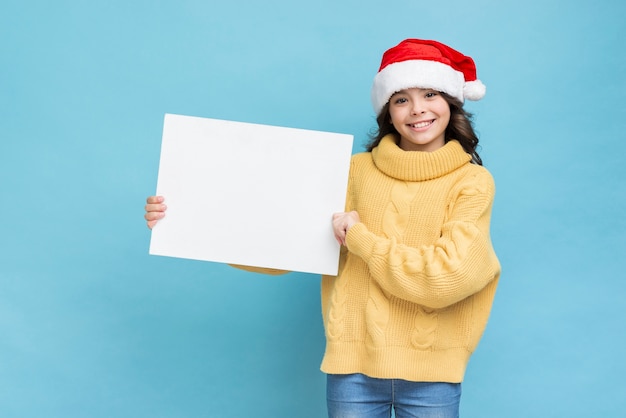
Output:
[327,373,461,418]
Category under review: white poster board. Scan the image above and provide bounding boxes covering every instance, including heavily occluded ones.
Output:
[149,114,354,276]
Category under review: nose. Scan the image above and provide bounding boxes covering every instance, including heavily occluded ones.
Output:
[411,98,425,115]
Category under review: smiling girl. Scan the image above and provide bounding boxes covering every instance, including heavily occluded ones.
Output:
[145,38,500,418]
[328,39,500,417]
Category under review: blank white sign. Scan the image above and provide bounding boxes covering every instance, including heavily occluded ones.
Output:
[149,114,353,275]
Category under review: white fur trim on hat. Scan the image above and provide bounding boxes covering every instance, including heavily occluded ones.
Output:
[371,60,466,115]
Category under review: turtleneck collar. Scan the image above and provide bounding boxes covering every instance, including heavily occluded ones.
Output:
[371,134,472,182]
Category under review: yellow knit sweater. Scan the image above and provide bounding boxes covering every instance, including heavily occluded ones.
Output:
[319,134,501,383]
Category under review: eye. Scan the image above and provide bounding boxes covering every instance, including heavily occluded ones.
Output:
[392,96,408,105]
[425,91,438,98]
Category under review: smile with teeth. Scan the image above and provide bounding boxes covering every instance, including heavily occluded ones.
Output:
[409,120,434,129]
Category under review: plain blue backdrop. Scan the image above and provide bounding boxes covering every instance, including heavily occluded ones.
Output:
[1,0,625,417]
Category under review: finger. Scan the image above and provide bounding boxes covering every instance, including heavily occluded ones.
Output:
[144,203,167,213]
[146,195,164,204]
[334,229,346,246]
[144,211,165,222]
[147,220,158,230]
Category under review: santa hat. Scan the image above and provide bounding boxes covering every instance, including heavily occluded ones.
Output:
[371,39,486,114]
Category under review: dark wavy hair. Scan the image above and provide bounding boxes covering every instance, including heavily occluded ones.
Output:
[365,92,483,165]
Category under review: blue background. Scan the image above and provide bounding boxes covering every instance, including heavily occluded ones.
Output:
[1,0,624,417]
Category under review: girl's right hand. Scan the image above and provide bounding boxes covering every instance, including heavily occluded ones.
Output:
[332,211,360,246]
[144,196,167,229]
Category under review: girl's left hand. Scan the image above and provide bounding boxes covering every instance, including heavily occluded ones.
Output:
[332,211,360,246]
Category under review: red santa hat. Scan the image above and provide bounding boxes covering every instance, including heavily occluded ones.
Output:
[371,39,486,114]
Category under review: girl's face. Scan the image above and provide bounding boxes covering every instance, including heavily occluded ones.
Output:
[388,88,450,152]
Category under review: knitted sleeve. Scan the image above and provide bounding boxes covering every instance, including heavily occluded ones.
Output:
[345,170,500,309]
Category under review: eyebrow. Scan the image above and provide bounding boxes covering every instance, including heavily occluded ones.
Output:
[392,87,433,96]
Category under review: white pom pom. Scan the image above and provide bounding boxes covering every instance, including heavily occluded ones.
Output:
[463,80,486,101]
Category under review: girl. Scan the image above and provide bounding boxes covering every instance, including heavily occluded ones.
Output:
[145,39,500,418]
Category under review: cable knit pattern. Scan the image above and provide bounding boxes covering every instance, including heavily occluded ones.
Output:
[411,306,438,349]
[365,281,389,346]
[382,181,439,349]
[320,134,500,383]
[382,182,421,239]
[326,273,348,341]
